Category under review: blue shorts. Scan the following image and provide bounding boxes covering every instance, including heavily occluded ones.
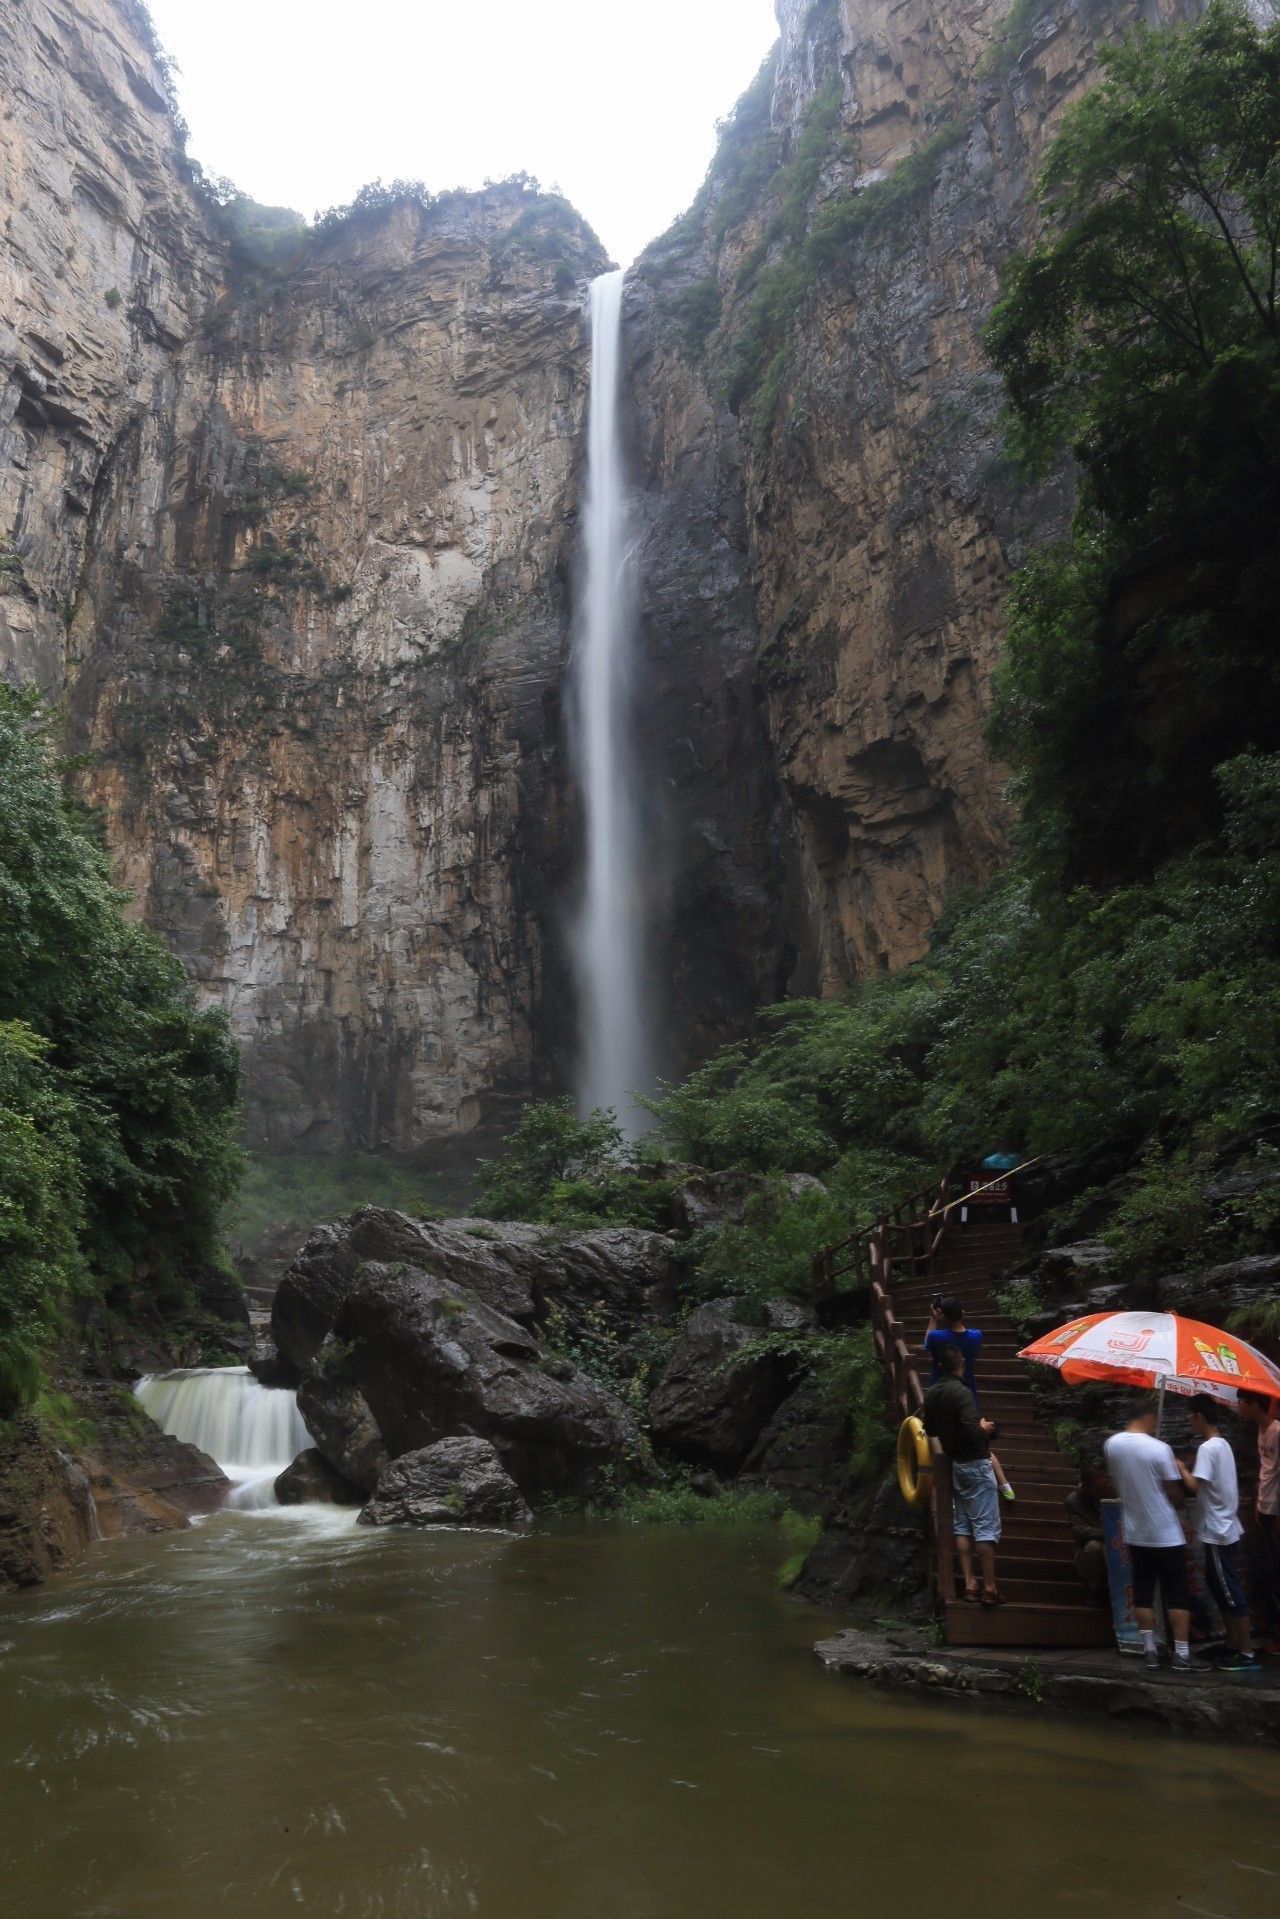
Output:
[1203,1540,1250,1619]
[951,1459,1001,1544]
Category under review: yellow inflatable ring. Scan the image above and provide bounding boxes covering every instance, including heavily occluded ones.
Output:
[896,1415,933,1510]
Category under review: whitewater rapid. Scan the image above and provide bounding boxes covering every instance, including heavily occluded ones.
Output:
[134,1366,311,1510]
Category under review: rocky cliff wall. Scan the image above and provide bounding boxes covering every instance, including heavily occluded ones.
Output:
[0,0,220,680]
[0,0,790,1147]
[68,189,608,1149]
[631,0,1199,986]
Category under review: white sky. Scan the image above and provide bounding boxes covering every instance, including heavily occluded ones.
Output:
[145,1,782,266]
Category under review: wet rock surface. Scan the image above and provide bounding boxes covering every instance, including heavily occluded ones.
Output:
[296,1362,388,1496]
[358,1437,532,1530]
[815,1625,1280,1749]
[741,1375,852,1515]
[0,1391,228,1593]
[274,1448,362,1507]
[647,1299,794,1472]
[276,1208,677,1371]
[329,1261,650,1502]
[794,1465,929,1613]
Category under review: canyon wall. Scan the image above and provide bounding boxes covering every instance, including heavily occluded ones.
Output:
[630,0,1199,987]
[0,0,1209,1148]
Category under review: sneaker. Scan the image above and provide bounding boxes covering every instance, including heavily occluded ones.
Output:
[1143,1647,1161,1670]
[1000,1484,1016,1502]
[1170,1651,1208,1674]
[1221,1652,1262,1675]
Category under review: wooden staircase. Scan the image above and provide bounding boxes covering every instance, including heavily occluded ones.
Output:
[815,1187,1112,1651]
[892,1222,1111,1649]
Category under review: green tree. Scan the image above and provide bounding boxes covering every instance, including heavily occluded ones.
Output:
[0,687,241,1404]
[986,3,1280,878]
[476,1098,624,1221]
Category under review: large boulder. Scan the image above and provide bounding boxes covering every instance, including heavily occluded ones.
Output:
[647,1299,794,1471]
[297,1355,388,1494]
[741,1375,852,1513]
[273,1208,676,1375]
[325,1261,650,1500]
[358,1437,531,1530]
[274,1448,362,1506]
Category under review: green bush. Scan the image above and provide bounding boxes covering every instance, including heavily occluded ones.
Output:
[476,1098,624,1222]
[0,687,241,1405]
[686,1178,851,1306]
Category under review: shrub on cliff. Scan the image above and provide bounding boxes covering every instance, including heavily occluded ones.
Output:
[0,689,241,1409]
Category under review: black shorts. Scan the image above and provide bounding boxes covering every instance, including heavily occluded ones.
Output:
[1130,1543,1190,1612]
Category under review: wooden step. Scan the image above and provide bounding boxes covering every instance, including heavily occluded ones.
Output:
[945,1601,1114,1649]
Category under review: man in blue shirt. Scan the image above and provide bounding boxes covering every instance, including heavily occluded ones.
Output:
[924,1297,983,1402]
[923,1298,1014,1501]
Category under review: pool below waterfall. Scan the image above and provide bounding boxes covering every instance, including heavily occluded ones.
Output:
[1,1514,1277,1917]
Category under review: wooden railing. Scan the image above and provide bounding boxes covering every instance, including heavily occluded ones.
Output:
[813,1174,955,1607]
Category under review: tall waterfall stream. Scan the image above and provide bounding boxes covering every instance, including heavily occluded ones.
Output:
[571,270,652,1131]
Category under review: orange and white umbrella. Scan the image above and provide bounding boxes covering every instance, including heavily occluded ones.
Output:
[1018,1311,1280,1403]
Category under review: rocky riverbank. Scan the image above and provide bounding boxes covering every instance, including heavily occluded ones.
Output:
[815,1624,1280,1749]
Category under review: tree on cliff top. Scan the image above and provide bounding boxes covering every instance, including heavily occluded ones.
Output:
[0,688,241,1414]
[986,1,1280,881]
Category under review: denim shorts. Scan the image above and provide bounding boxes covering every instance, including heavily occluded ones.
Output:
[951,1459,1001,1543]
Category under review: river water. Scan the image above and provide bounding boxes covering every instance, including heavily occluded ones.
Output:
[1,1514,1277,1918]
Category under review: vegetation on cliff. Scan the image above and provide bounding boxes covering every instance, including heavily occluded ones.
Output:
[0,690,241,1416]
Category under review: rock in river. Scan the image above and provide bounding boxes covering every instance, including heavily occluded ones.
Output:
[311,1259,650,1502]
[359,1437,531,1530]
[273,1208,675,1377]
[274,1448,362,1507]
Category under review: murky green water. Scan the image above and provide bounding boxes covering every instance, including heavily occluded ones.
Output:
[1,1511,1277,1918]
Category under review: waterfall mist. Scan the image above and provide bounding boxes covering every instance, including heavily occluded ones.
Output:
[571,270,653,1134]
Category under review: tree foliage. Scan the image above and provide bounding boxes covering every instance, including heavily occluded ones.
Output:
[0,689,241,1411]
[986,3,1280,877]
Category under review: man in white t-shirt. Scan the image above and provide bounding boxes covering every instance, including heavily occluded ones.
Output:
[1238,1391,1280,1656]
[1105,1401,1199,1672]
[1177,1394,1258,1673]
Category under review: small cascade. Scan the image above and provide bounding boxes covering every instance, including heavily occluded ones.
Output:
[135,1366,310,1510]
[57,1449,103,1543]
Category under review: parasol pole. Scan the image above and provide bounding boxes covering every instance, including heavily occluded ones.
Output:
[1156,1374,1167,1437]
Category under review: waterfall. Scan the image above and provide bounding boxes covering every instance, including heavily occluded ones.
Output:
[571,269,652,1134]
[135,1367,310,1511]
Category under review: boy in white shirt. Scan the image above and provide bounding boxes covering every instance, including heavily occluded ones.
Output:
[1177,1394,1259,1674]
[1105,1400,1198,1672]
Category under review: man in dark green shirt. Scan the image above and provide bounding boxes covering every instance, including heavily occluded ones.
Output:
[923,1345,1003,1605]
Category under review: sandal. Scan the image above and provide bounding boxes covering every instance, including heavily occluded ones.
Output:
[979,1588,1006,1609]
[962,1587,981,1605]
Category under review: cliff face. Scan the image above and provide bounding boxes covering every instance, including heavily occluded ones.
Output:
[69,192,607,1148]
[631,0,1198,987]
[1,0,1212,1150]
[0,0,803,1149]
[0,0,220,681]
